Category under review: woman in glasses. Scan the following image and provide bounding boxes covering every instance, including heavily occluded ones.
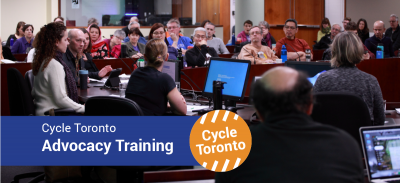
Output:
[148,23,178,60]
[185,27,218,67]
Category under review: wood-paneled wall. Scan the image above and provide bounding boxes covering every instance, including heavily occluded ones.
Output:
[265,0,324,47]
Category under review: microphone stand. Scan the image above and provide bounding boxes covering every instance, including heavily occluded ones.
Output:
[243,48,256,65]
[285,43,301,61]
[108,50,133,74]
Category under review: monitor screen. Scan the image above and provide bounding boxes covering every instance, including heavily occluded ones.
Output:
[162,60,179,82]
[203,58,251,101]
[285,61,332,77]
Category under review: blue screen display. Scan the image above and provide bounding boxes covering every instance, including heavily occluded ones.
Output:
[204,60,249,98]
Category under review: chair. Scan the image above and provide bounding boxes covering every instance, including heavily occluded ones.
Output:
[7,68,36,116]
[311,91,372,148]
[7,68,75,116]
[85,96,144,116]
[25,69,34,92]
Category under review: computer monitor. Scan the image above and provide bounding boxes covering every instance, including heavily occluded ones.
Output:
[202,58,251,101]
[162,60,180,91]
[285,61,332,77]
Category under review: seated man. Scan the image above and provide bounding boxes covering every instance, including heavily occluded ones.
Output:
[276,19,313,61]
[205,23,230,54]
[365,20,394,58]
[63,29,111,82]
[238,26,277,64]
[342,17,351,31]
[186,27,218,67]
[215,67,364,183]
[385,14,400,52]
[167,18,193,55]
[313,23,341,50]
[122,21,147,45]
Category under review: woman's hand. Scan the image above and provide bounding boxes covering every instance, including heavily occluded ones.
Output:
[98,65,113,78]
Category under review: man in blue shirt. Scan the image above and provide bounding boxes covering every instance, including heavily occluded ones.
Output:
[365,20,394,58]
[122,21,147,45]
[166,18,193,55]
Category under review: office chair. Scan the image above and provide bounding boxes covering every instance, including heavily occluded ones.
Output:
[85,96,144,116]
[25,70,34,92]
[311,91,372,149]
[7,68,76,116]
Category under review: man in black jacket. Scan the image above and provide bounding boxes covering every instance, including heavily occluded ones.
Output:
[186,27,218,67]
[313,23,341,50]
[385,14,400,52]
[215,67,364,183]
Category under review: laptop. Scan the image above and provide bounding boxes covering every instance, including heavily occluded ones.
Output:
[360,125,400,182]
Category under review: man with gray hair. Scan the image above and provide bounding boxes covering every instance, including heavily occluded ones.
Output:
[314,23,341,50]
[385,14,400,51]
[122,21,147,44]
[185,27,218,67]
[167,18,193,55]
[122,16,139,37]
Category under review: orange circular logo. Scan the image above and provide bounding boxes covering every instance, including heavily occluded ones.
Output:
[189,110,252,172]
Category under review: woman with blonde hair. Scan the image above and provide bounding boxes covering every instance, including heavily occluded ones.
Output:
[314,31,384,125]
[125,39,186,116]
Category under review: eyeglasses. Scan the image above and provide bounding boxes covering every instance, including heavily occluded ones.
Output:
[284,26,296,30]
[194,35,206,39]
[389,21,397,23]
[167,26,179,30]
[250,31,261,35]
[331,28,340,32]
[153,31,165,35]
[115,37,124,41]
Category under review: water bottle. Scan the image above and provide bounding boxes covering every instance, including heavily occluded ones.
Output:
[281,45,287,63]
[305,49,311,62]
[397,48,400,58]
[231,33,235,46]
[376,47,383,59]
[10,38,14,47]
[377,43,384,58]
[138,59,145,67]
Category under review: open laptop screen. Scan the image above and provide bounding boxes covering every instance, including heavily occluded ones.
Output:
[360,126,400,181]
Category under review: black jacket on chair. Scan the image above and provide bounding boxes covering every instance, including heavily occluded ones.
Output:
[313,33,332,50]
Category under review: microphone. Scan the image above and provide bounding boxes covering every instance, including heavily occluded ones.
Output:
[120,44,140,68]
[194,45,209,67]
[180,71,202,91]
[242,48,256,65]
[108,49,133,74]
[284,43,301,61]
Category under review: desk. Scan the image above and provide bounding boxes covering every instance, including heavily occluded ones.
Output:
[181,58,400,102]
[312,49,326,61]
[13,54,28,61]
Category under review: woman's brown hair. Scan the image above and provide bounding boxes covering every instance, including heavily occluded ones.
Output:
[32,22,66,75]
[320,18,331,31]
[144,39,167,68]
[15,21,26,36]
[148,23,169,45]
[79,28,92,53]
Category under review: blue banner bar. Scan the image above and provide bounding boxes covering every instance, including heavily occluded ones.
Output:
[1,116,200,166]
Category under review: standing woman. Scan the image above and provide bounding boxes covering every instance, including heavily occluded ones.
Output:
[125,39,186,116]
[31,22,84,116]
[88,24,109,59]
[11,24,34,54]
[357,18,370,44]
[317,18,331,42]
[148,23,178,60]
[78,28,112,79]
[6,21,25,47]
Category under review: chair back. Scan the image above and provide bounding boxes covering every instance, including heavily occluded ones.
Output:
[85,96,144,116]
[25,70,34,92]
[311,91,372,146]
[7,68,35,116]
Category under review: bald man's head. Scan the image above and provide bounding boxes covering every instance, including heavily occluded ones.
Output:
[373,21,386,39]
[251,67,313,120]
[67,29,85,56]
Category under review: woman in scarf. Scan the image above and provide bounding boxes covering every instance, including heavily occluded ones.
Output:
[88,24,109,59]
[317,18,331,42]
[31,22,84,116]
[258,21,276,49]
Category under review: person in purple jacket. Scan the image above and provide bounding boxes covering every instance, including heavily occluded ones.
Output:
[11,24,34,54]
